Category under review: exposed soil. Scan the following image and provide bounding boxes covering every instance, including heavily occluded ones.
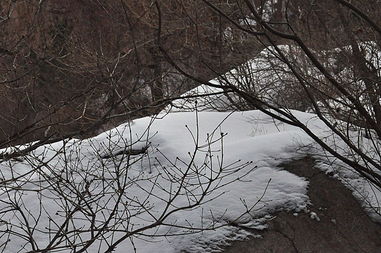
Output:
[222,156,381,253]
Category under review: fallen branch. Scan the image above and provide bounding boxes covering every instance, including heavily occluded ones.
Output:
[101,146,149,159]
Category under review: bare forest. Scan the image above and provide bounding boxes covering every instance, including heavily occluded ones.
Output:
[0,0,380,252]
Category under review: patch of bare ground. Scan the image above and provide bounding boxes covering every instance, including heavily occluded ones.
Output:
[222,156,381,253]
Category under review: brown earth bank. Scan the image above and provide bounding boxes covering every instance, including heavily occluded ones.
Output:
[222,156,381,253]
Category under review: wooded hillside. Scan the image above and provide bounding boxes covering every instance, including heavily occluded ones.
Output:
[0,0,379,146]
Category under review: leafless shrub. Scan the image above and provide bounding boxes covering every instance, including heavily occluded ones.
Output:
[157,0,381,190]
[0,111,255,252]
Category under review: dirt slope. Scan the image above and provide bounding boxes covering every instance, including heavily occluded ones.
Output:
[222,157,381,253]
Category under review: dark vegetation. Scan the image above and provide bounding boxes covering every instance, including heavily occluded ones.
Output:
[2,0,377,145]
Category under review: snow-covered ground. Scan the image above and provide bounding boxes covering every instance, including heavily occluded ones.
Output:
[0,109,380,252]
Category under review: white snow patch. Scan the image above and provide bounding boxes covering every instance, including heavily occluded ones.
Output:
[0,109,380,252]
